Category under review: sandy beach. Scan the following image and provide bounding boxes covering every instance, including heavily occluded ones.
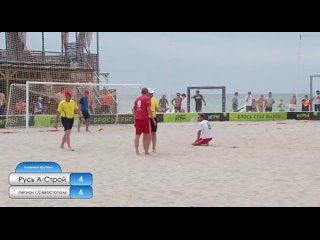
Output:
[1,120,320,207]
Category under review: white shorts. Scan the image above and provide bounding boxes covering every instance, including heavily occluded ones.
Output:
[289,104,296,110]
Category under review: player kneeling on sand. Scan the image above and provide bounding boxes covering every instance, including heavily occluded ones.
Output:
[192,114,213,146]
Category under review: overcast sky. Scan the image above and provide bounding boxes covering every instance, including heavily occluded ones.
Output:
[2,32,320,94]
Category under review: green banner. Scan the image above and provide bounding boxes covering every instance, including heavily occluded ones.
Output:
[0,116,5,128]
[34,115,79,127]
[229,112,287,121]
[163,113,198,123]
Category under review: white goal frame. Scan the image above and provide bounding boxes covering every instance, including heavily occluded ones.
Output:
[22,81,141,131]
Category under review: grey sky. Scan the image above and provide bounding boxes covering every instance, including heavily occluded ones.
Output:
[2,32,320,94]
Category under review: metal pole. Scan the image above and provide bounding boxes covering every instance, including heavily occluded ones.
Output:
[75,32,78,61]
[5,32,8,50]
[61,32,64,53]
[222,87,226,112]
[310,76,313,112]
[187,87,191,113]
[5,81,13,127]
[26,82,29,132]
[41,32,45,61]
[96,32,100,79]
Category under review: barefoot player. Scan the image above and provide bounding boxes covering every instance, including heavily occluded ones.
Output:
[78,90,91,132]
[55,90,83,151]
[133,88,155,155]
[192,114,213,146]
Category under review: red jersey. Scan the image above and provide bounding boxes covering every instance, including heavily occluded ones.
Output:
[134,95,151,120]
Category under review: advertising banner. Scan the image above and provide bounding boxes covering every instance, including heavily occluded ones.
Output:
[230,112,287,121]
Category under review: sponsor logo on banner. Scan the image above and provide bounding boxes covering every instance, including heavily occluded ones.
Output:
[164,113,198,123]
[229,112,287,121]
[203,113,229,121]
[0,116,31,128]
[92,115,116,124]
[117,115,134,124]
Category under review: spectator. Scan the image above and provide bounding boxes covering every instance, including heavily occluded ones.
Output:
[301,95,310,112]
[265,92,275,112]
[15,100,25,115]
[256,94,266,112]
[171,93,183,113]
[245,91,253,112]
[34,97,43,115]
[158,95,169,113]
[252,99,257,112]
[181,93,187,113]
[232,92,239,112]
[312,90,320,111]
[56,89,66,103]
[289,94,297,112]
[0,92,6,115]
[278,99,286,112]
[101,91,113,114]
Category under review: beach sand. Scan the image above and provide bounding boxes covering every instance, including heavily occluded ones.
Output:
[1,120,320,207]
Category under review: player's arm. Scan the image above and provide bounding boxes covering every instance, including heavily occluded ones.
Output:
[197,130,201,140]
[171,98,175,106]
[148,106,156,126]
[202,96,207,106]
[75,106,84,120]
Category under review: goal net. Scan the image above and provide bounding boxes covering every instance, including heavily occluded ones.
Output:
[6,82,141,130]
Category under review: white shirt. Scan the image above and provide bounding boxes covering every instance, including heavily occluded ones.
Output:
[181,98,187,111]
[199,120,213,139]
[313,94,320,105]
[245,95,253,106]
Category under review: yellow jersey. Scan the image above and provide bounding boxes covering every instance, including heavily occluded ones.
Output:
[150,97,158,118]
[57,100,79,119]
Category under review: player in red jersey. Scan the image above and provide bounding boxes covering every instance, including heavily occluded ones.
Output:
[133,88,156,155]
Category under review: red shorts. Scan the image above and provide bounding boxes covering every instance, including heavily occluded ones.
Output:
[193,138,213,146]
[135,119,151,135]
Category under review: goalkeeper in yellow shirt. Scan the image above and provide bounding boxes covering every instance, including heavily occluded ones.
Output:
[54,90,83,151]
[147,88,158,153]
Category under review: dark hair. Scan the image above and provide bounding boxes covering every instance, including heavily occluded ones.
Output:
[199,114,206,119]
[141,88,149,95]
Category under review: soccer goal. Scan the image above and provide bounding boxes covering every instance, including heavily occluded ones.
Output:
[187,86,226,113]
[6,81,142,130]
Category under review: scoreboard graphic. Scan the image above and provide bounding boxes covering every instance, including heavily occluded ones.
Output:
[9,162,93,199]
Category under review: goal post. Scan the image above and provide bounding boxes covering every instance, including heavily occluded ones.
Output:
[6,81,142,130]
[187,86,226,113]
